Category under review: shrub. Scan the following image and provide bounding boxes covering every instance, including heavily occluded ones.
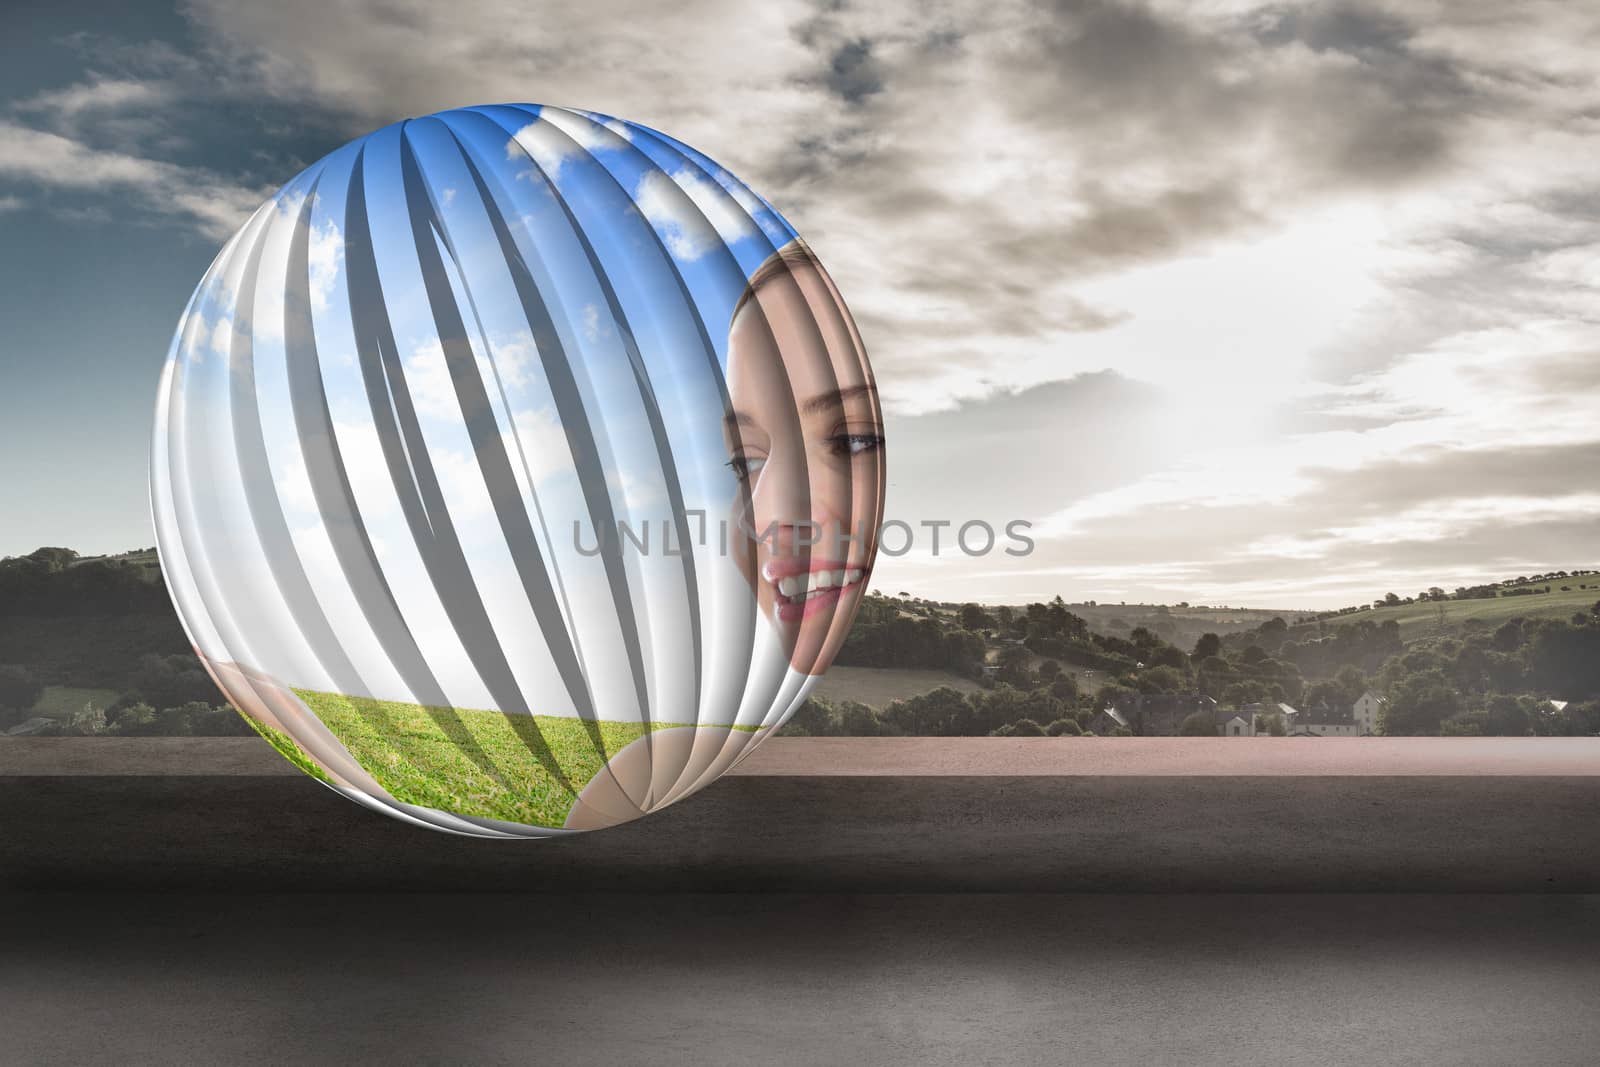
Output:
[108,702,161,736]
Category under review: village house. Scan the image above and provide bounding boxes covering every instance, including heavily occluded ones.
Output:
[1292,704,1359,737]
[1352,690,1386,735]
[1219,702,1300,737]
[1110,692,1219,736]
[1086,706,1130,736]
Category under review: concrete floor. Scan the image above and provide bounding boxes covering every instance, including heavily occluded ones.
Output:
[4,893,1599,1066]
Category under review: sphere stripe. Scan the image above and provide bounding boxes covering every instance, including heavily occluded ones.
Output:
[480,117,658,739]
[226,198,369,699]
[399,128,615,773]
[343,148,575,794]
[485,105,766,792]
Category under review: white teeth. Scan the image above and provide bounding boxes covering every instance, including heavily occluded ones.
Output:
[774,568,867,600]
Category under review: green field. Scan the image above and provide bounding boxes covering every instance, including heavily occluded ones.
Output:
[269,691,755,828]
[812,666,980,707]
[1299,584,1600,637]
[31,685,121,719]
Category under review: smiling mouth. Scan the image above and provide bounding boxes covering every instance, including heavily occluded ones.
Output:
[766,564,869,622]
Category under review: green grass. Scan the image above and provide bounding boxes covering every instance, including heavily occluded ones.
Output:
[240,713,334,787]
[813,666,980,708]
[1304,585,1600,636]
[31,685,121,719]
[289,689,756,829]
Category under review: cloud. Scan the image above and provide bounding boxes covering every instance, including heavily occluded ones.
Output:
[207,313,235,363]
[0,120,263,239]
[306,216,342,311]
[506,107,629,183]
[632,166,759,260]
[402,330,536,421]
[14,78,173,122]
[14,0,1600,606]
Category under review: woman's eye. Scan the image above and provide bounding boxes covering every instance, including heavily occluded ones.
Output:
[829,433,885,457]
[726,455,767,482]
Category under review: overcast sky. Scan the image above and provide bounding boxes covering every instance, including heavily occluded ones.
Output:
[3,0,1597,609]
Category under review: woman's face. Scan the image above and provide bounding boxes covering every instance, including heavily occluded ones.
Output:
[724,258,884,674]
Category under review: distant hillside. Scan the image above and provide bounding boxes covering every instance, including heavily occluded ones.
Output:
[3,546,1597,739]
[0,546,189,685]
[1294,571,1600,637]
[916,597,1316,652]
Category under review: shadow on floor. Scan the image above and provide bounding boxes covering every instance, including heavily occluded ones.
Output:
[3,893,1597,1066]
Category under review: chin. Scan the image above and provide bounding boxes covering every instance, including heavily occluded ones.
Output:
[780,584,863,675]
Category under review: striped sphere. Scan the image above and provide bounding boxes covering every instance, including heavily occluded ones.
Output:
[151,105,883,837]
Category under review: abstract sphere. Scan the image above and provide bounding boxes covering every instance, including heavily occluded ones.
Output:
[151,104,884,836]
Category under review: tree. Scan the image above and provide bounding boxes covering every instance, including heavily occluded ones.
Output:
[25,547,78,572]
[1134,666,1186,694]
[835,700,887,736]
[107,702,162,736]
[1046,717,1083,736]
[1221,680,1272,706]
[784,697,840,736]
[958,603,993,631]
[1257,616,1289,651]
[1334,666,1368,703]
[1528,621,1600,697]
[1381,672,1461,735]
[63,702,107,736]
[1179,710,1218,736]
[1193,633,1222,660]
[880,687,973,736]
[996,643,1033,687]
[131,653,220,709]
[1048,674,1080,703]
[1483,694,1534,737]
[1255,710,1287,736]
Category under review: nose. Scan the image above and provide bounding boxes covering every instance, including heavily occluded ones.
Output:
[753,443,853,559]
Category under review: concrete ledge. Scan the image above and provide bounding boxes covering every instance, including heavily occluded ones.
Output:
[8,735,1600,776]
[4,737,1600,892]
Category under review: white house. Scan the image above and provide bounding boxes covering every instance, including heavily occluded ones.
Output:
[1222,714,1253,737]
[1352,690,1386,736]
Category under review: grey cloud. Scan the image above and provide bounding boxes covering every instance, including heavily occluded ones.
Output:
[0,120,265,238]
[1001,435,1600,605]
[885,370,1177,524]
[822,39,885,104]
[12,0,1596,605]
[1294,439,1600,519]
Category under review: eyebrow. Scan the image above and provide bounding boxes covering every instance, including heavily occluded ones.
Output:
[723,385,877,431]
[799,384,877,415]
